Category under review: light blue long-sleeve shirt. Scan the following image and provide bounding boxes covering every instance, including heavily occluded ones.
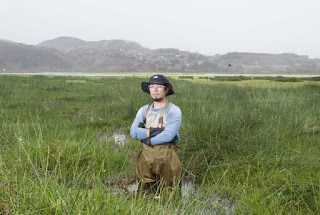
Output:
[130,103,182,145]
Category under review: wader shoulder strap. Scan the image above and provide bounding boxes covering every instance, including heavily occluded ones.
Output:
[158,102,170,128]
[143,103,152,124]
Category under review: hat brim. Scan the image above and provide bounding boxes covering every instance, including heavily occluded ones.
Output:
[141,82,174,96]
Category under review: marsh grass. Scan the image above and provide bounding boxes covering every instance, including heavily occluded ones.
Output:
[0,75,320,214]
[179,76,194,79]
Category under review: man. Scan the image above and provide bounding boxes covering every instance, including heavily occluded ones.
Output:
[130,74,182,189]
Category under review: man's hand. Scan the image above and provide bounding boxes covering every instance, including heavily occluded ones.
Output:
[141,128,164,146]
[149,127,164,137]
[147,129,150,138]
[141,138,150,146]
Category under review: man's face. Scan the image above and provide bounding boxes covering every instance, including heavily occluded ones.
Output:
[149,84,169,102]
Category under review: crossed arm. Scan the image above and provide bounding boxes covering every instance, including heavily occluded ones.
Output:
[130,106,182,145]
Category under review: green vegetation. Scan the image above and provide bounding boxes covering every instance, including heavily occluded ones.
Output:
[179,76,194,79]
[1,75,320,214]
[205,75,320,82]
[210,76,253,81]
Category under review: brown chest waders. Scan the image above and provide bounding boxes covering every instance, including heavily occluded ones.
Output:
[136,103,182,186]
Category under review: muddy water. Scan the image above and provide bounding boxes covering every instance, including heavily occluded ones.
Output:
[108,180,235,214]
[113,132,127,147]
[103,133,236,213]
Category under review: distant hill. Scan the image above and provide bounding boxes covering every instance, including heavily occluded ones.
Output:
[215,52,318,73]
[37,37,210,71]
[0,40,72,71]
[37,37,145,52]
[0,37,319,73]
[37,37,87,52]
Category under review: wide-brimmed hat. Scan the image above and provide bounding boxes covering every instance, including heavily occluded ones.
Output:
[141,74,174,96]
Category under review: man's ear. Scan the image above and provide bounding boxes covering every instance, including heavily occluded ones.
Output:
[165,87,169,94]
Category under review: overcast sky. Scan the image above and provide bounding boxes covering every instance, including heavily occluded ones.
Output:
[1,0,319,58]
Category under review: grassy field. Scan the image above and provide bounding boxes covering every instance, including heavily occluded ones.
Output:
[0,75,320,214]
